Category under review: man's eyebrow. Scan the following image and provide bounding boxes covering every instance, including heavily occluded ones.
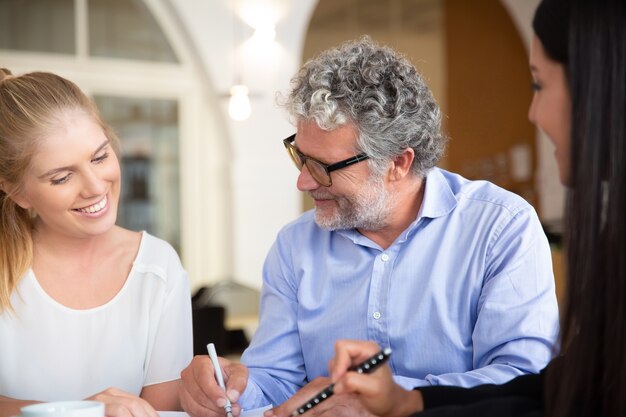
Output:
[37,139,110,179]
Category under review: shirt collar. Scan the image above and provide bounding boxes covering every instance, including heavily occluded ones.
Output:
[335,168,458,246]
[418,168,458,220]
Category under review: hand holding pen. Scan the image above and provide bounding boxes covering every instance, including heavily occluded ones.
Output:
[289,344,393,416]
[329,340,424,417]
[179,344,248,417]
[207,343,234,417]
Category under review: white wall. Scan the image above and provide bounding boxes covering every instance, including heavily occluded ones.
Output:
[168,0,318,289]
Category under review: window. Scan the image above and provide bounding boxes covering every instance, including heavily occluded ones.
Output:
[0,0,177,62]
[95,96,181,252]
[0,0,75,54]
[89,0,178,62]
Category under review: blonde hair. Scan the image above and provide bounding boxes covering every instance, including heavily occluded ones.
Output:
[0,68,120,310]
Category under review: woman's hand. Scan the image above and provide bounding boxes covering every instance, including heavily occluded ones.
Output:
[329,340,424,417]
[87,387,159,417]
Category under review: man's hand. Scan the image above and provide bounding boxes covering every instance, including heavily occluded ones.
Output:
[266,377,376,417]
[179,355,248,417]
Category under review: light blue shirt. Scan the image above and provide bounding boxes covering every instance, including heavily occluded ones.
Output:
[239,168,559,409]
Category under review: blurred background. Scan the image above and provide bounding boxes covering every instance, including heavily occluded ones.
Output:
[0,0,565,351]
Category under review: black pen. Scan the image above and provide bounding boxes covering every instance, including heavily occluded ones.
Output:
[290,347,392,416]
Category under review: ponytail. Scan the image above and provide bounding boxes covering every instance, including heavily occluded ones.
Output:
[0,191,33,311]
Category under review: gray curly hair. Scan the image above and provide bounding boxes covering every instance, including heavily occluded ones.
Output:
[280,36,447,178]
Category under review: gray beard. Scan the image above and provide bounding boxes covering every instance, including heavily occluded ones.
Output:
[313,175,396,231]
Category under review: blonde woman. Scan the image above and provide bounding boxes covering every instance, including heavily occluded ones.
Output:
[0,69,192,417]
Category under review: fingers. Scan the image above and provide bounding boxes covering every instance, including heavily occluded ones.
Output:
[265,377,331,417]
[179,380,220,417]
[333,370,389,397]
[222,359,248,403]
[179,355,226,417]
[332,368,418,417]
[179,382,243,417]
[180,356,216,409]
[179,355,248,417]
[326,341,400,416]
[266,390,369,417]
[87,387,158,417]
[329,340,382,381]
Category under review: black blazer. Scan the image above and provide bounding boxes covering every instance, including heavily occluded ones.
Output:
[413,365,547,417]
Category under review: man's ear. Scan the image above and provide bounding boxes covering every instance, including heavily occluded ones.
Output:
[388,148,415,181]
[0,180,32,209]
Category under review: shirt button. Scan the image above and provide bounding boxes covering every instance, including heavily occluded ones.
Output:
[373,311,381,320]
[381,254,389,262]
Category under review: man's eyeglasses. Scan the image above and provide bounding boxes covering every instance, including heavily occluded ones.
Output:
[282,134,369,187]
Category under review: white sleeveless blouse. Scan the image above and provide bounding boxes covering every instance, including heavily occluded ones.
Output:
[0,232,193,401]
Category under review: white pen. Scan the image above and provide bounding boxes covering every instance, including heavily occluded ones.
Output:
[207,343,234,417]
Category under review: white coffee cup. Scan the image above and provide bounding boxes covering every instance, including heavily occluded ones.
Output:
[20,401,104,417]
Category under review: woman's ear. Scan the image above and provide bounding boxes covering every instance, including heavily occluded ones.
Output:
[0,180,32,209]
[388,148,415,181]
[0,179,8,196]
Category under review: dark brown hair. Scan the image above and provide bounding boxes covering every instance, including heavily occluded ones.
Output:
[537,1,626,416]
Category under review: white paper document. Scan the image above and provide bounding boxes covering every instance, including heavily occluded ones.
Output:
[159,405,272,417]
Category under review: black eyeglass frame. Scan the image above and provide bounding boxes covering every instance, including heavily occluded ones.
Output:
[282,133,370,187]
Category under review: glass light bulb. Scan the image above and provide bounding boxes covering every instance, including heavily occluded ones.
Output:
[228,85,251,121]
[252,25,276,42]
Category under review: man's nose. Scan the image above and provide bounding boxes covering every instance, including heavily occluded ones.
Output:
[297,164,321,192]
